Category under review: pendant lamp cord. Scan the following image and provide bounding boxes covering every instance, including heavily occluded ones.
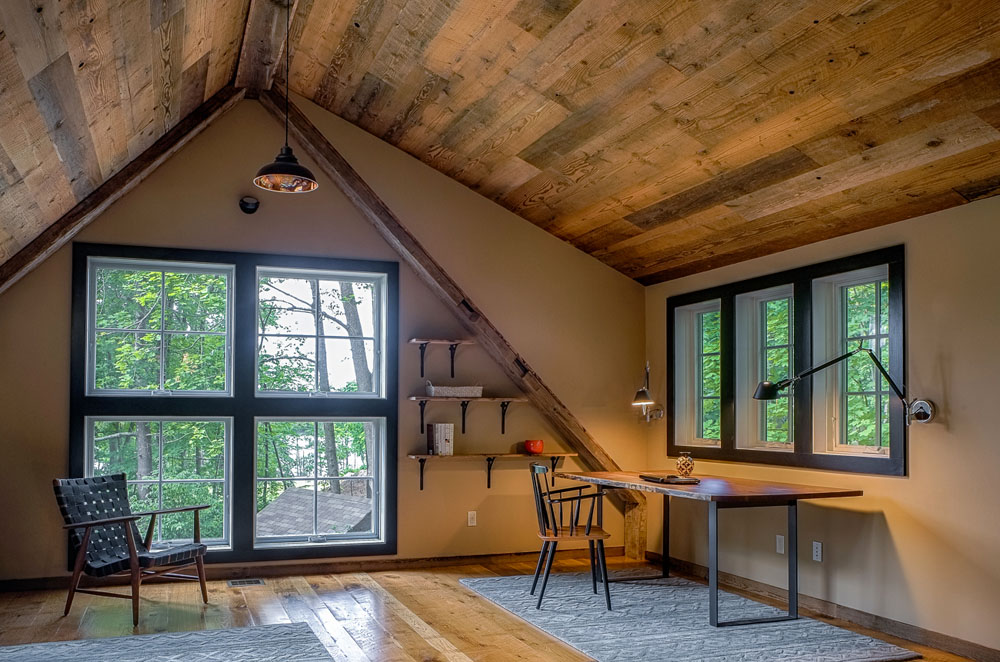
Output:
[284,0,290,147]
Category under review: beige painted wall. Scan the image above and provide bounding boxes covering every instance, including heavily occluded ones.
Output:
[644,195,1000,650]
[0,96,647,580]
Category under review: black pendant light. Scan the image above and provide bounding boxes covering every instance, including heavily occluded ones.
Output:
[253,0,318,193]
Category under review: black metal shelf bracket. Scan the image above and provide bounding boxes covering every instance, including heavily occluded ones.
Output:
[460,400,470,433]
[418,342,429,378]
[449,343,459,378]
[486,456,497,488]
[418,400,427,433]
[549,456,560,486]
[418,457,427,491]
[500,401,511,434]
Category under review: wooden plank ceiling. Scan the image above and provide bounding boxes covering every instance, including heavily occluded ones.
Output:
[2,1,1000,284]
[0,0,249,263]
[285,0,1000,283]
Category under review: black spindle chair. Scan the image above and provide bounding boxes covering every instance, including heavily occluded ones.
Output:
[529,463,611,610]
[53,473,210,626]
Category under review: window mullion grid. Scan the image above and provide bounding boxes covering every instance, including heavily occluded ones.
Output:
[159,272,166,392]
[314,422,319,538]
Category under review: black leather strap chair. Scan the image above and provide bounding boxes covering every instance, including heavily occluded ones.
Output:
[53,473,210,626]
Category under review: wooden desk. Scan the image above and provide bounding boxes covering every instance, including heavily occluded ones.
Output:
[554,471,863,627]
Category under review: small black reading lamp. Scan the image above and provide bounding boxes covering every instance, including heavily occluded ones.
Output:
[753,346,936,425]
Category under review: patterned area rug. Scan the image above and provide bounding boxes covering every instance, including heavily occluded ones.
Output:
[461,572,921,662]
[0,622,332,662]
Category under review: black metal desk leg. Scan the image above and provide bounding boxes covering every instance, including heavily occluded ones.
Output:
[788,501,798,618]
[662,495,670,578]
[709,501,719,626]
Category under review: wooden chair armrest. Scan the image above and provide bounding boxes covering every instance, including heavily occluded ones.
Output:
[63,514,141,529]
[131,504,210,517]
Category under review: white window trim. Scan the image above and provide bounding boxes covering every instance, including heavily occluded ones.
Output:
[252,416,386,548]
[811,265,890,457]
[735,284,794,452]
[255,267,387,399]
[86,257,235,397]
[674,300,722,447]
[84,415,233,550]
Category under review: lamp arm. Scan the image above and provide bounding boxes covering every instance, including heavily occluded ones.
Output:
[785,347,865,388]
[859,348,906,403]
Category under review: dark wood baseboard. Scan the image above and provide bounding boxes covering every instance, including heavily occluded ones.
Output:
[649,552,999,662]
[0,546,625,593]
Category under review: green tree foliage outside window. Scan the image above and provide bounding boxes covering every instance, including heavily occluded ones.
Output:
[698,311,721,439]
[843,280,890,447]
[761,298,793,444]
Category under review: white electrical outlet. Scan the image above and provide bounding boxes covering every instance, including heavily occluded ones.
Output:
[812,541,823,562]
[467,511,477,527]
[776,534,785,554]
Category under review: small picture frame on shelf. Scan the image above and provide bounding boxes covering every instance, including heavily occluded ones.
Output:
[426,423,454,456]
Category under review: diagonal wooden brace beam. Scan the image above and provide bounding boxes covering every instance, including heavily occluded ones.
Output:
[0,86,246,297]
[259,89,647,558]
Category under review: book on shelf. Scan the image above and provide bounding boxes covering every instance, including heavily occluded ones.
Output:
[426,423,454,456]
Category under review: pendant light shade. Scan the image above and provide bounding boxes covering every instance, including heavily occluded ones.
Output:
[253,145,318,193]
[252,0,317,193]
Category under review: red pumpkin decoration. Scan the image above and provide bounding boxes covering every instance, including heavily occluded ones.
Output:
[524,439,544,455]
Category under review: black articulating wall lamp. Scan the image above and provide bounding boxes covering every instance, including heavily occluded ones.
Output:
[753,345,935,425]
[252,0,318,193]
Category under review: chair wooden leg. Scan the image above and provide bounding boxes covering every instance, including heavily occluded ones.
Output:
[530,542,548,596]
[196,556,208,603]
[64,527,91,617]
[588,541,598,594]
[597,540,611,611]
[130,567,140,626]
[535,541,557,610]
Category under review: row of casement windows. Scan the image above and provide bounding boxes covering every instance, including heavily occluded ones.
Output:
[669,248,905,475]
[73,247,396,556]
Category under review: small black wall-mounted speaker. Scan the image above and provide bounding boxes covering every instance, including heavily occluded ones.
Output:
[239,196,260,214]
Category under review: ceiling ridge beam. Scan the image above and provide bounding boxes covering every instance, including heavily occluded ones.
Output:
[258,88,647,559]
[0,85,246,297]
[236,0,300,98]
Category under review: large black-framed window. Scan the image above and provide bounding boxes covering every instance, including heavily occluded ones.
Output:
[70,243,399,562]
[667,246,906,476]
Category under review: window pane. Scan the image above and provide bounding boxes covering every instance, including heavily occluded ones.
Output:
[764,299,789,346]
[700,354,720,397]
[258,336,316,391]
[318,480,373,535]
[317,421,373,478]
[95,332,160,390]
[258,277,317,335]
[161,482,225,541]
[701,398,720,439]
[94,268,162,331]
[164,272,227,332]
[256,480,315,537]
[701,311,720,353]
[845,394,878,446]
[256,421,317,479]
[320,339,376,393]
[846,346,876,392]
[162,421,226,480]
[320,281,376,338]
[879,336,890,392]
[765,347,790,383]
[165,334,226,391]
[879,280,889,335]
[845,282,877,337]
[765,398,791,443]
[128,483,160,536]
[93,420,160,480]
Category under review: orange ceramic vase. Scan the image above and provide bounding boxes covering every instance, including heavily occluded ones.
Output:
[524,439,544,455]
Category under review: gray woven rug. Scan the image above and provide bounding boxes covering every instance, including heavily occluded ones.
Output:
[461,572,921,662]
[0,622,332,662]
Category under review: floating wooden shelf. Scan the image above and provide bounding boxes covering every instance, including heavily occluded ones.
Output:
[409,338,475,378]
[408,396,528,433]
[407,453,578,490]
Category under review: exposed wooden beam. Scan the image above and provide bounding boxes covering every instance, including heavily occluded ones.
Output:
[259,89,648,558]
[235,0,299,97]
[0,86,246,297]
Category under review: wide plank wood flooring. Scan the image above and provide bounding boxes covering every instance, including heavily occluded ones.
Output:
[0,557,969,661]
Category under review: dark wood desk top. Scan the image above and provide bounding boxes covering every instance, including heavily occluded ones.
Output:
[553,471,863,505]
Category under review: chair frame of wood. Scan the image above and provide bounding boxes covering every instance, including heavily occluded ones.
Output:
[529,463,612,610]
[56,478,211,627]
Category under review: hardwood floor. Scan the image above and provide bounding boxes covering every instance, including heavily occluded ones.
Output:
[0,557,970,661]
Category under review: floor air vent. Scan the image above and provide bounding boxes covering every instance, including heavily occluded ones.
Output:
[227,578,266,587]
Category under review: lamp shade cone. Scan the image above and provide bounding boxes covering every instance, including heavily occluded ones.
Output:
[753,381,783,400]
[632,387,655,407]
[253,146,318,193]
